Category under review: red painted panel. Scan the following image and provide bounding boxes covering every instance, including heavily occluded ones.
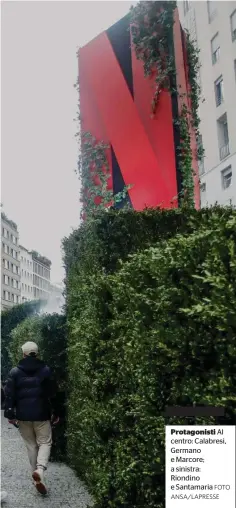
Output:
[173,9,200,209]
[131,43,178,207]
[79,50,113,194]
[79,32,170,210]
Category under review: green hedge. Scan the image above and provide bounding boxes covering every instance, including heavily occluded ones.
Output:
[64,207,236,508]
[9,313,67,462]
[63,207,235,276]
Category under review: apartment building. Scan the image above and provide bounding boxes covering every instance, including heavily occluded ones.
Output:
[20,245,34,303]
[178,1,236,207]
[1,213,21,311]
[32,251,51,301]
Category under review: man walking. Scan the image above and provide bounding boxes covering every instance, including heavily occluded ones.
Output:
[4,341,59,495]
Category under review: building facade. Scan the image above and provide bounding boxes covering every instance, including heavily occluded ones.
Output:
[32,251,51,301]
[1,213,21,311]
[178,0,236,207]
[20,245,34,303]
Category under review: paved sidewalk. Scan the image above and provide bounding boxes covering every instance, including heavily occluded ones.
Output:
[1,412,93,507]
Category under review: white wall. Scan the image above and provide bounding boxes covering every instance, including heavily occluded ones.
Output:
[20,247,34,302]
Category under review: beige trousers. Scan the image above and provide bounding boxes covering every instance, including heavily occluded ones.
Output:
[18,421,52,472]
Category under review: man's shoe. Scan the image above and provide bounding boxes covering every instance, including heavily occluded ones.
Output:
[32,469,47,496]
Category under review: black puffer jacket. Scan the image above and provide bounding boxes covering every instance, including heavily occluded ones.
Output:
[4,356,58,422]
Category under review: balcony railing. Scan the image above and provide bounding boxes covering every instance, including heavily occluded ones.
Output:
[219,143,230,161]
[215,92,224,107]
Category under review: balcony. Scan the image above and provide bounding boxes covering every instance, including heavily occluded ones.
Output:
[219,143,230,161]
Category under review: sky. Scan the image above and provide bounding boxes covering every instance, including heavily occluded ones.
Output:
[1,0,135,283]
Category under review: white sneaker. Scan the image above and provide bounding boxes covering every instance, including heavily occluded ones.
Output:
[0,491,8,503]
[32,469,47,496]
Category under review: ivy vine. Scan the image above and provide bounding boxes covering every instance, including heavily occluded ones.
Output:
[130,1,176,117]
[130,1,203,208]
[77,132,132,219]
[178,104,194,206]
[185,31,204,161]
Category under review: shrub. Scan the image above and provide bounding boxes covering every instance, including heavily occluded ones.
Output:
[63,207,234,277]
[64,207,236,508]
[9,312,67,462]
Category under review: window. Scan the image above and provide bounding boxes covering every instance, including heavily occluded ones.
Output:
[4,275,9,285]
[4,259,9,269]
[197,135,205,175]
[217,113,230,160]
[13,279,17,289]
[12,235,16,245]
[4,243,8,254]
[183,0,190,16]
[208,1,217,23]
[214,76,224,106]
[13,294,17,304]
[221,166,232,189]
[230,10,236,41]
[3,227,8,239]
[211,33,220,64]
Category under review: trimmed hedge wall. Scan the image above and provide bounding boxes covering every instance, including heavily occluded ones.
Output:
[9,313,67,462]
[64,207,236,508]
[64,207,235,275]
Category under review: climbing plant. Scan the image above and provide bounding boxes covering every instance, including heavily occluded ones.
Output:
[130,0,176,116]
[77,132,132,219]
[178,104,194,206]
[130,1,203,208]
[78,131,113,218]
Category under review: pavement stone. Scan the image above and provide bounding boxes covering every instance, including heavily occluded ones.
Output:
[1,412,93,507]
